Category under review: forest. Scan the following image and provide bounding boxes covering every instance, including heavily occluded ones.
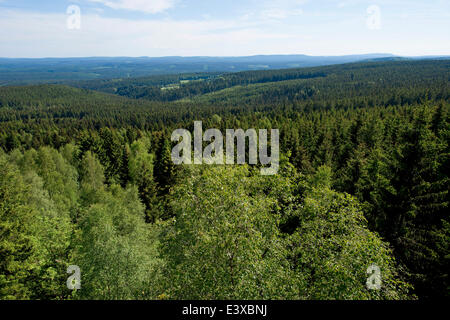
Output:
[0,54,407,85]
[0,59,448,300]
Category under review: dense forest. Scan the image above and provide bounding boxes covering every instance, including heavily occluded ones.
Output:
[0,60,448,300]
[0,54,409,85]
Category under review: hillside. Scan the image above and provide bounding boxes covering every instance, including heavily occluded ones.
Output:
[71,60,450,107]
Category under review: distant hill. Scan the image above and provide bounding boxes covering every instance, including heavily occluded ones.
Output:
[0,84,124,108]
[0,59,448,132]
[0,54,401,85]
[64,59,449,105]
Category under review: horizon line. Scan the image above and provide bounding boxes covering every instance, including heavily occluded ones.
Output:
[1,53,450,60]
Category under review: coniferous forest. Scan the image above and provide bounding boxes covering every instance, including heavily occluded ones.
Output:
[0,59,449,300]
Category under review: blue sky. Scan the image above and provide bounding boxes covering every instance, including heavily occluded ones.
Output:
[0,0,449,57]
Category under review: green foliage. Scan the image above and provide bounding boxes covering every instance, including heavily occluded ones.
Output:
[287,169,411,299]
[0,60,448,300]
[0,151,75,299]
[128,138,161,222]
[160,166,295,299]
[0,156,36,299]
[73,185,161,300]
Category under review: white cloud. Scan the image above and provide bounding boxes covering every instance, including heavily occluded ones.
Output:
[260,8,303,20]
[88,0,176,14]
[258,0,306,21]
[0,5,448,58]
[337,0,360,8]
[0,9,310,57]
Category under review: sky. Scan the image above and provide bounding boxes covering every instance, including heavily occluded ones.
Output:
[0,0,449,58]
